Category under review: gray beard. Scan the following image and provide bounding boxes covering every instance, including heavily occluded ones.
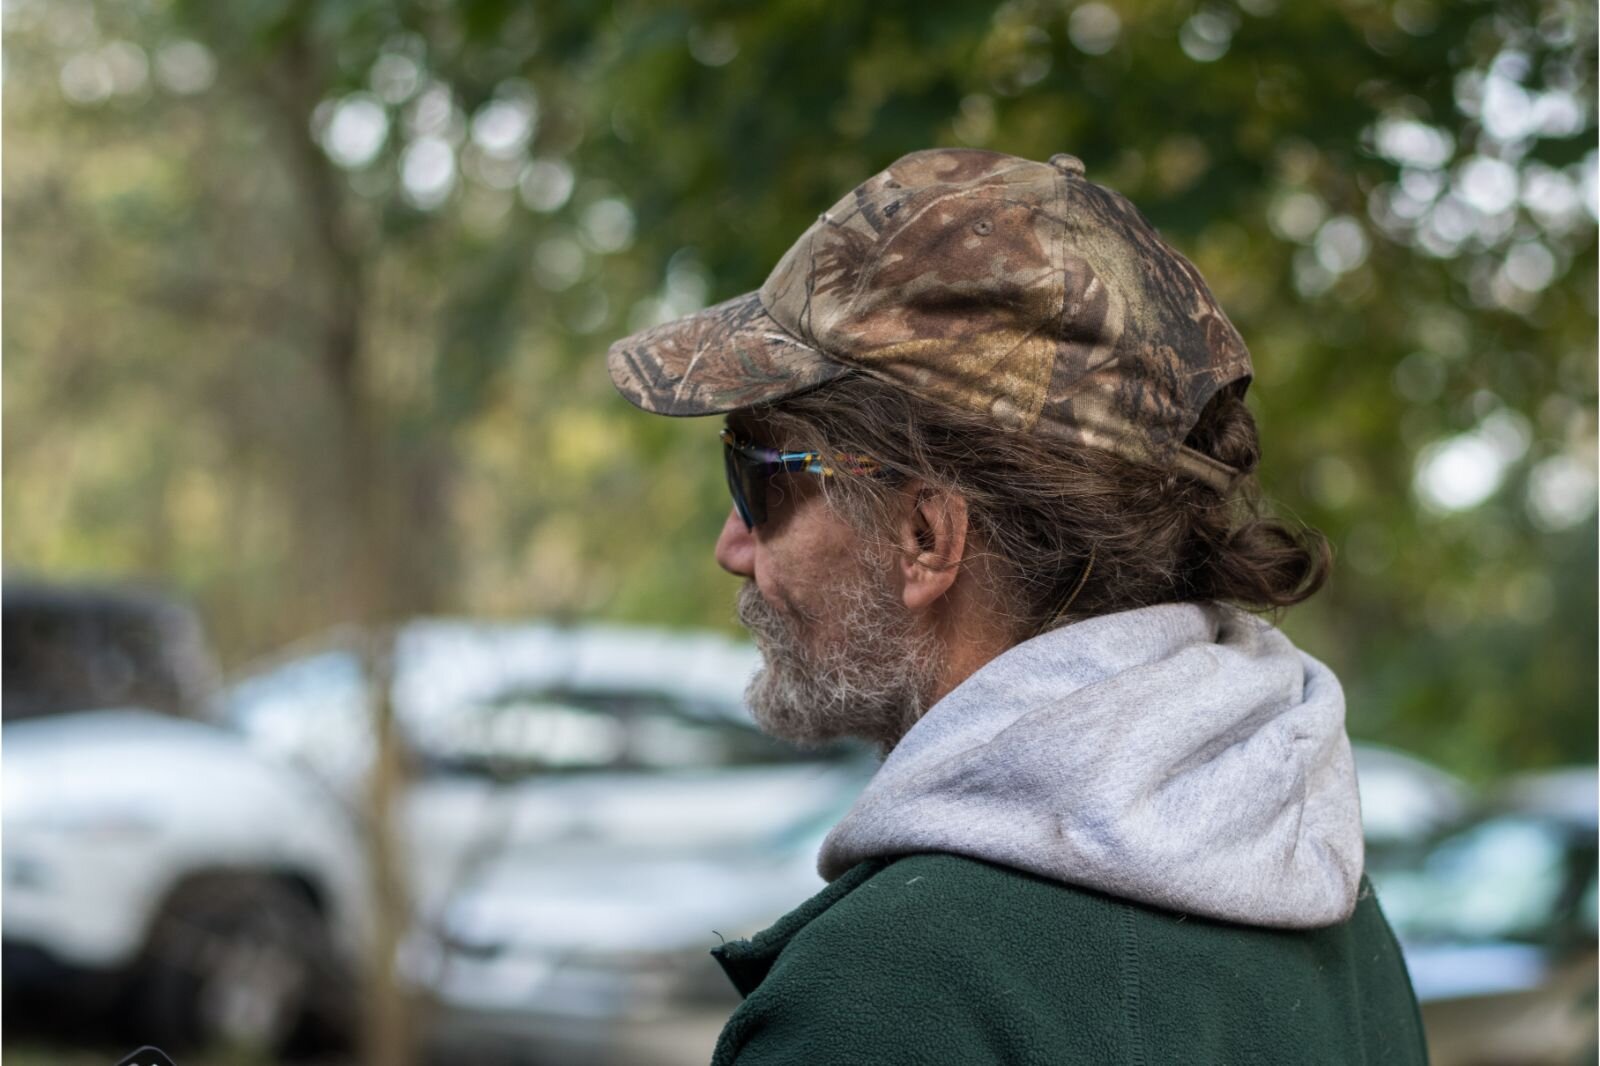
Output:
[735,573,942,753]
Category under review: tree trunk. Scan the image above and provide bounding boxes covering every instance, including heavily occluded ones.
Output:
[259,27,417,1066]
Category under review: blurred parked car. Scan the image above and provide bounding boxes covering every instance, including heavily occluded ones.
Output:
[2,579,221,722]
[411,761,868,1066]
[1352,741,1472,849]
[1,581,367,1056]
[227,619,875,1065]
[1370,766,1598,1066]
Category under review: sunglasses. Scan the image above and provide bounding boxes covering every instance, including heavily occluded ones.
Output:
[720,428,882,529]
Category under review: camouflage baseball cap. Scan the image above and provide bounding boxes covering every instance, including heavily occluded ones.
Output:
[607,148,1252,491]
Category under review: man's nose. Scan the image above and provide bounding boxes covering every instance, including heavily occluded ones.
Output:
[714,507,755,577]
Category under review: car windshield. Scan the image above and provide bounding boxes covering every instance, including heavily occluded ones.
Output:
[419,687,843,773]
[229,636,863,781]
[1371,814,1589,944]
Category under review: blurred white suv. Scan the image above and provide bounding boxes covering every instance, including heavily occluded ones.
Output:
[1,582,368,1054]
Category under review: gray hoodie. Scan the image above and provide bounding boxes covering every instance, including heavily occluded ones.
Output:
[817,601,1364,929]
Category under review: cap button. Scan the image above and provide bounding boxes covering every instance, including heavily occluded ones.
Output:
[1048,153,1086,176]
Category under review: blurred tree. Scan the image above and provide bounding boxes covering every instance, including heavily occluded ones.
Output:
[4,0,1595,788]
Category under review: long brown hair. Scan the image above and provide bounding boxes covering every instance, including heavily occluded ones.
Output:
[756,372,1330,641]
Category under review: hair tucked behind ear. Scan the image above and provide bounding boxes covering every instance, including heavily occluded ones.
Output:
[756,373,1331,641]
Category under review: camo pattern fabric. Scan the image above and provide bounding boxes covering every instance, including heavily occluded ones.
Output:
[607,148,1252,486]
[608,290,848,417]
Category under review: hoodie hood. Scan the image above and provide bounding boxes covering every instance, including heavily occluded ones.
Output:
[817,602,1363,929]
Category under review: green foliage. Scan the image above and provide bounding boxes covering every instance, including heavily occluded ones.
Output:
[4,0,1595,778]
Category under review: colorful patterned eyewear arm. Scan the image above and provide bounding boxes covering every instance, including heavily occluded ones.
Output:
[719,429,881,477]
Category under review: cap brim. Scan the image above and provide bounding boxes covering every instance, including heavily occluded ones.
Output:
[607,291,848,417]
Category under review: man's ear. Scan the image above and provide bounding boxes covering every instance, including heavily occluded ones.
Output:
[895,487,969,613]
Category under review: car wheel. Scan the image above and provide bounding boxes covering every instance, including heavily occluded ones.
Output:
[135,874,338,1056]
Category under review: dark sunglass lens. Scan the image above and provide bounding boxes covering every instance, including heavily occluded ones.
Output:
[723,442,761,528]
[737,451,768,526]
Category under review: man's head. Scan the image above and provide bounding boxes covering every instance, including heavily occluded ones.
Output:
[607,149,1329,749]
[710,398,991,751]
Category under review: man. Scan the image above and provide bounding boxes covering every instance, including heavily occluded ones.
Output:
[606,149,1428,1064]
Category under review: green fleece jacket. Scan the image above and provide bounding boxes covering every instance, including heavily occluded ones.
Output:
[711,852,1428,1065]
